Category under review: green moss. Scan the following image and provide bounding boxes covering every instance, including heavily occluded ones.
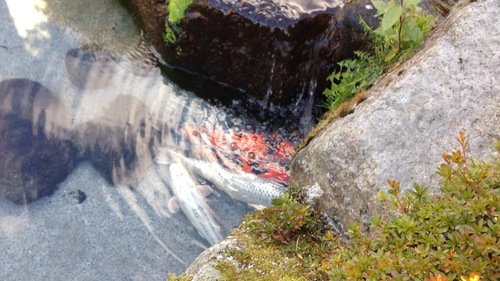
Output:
[164,0,193,44]
[164,23,177,44]
[168,0,193,24]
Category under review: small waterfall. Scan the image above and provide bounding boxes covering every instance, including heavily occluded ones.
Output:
[299,78,317,135]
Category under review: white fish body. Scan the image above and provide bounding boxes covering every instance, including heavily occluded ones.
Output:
[156,162,223,245]
[156,148,287,208]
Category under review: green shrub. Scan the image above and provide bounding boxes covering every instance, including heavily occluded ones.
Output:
[220,186,336,280]
[328,131,499,280]
[372,0,434,62]
[168,0,193,24]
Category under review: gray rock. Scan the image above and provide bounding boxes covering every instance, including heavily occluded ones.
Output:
[290,0,500,232]
[182,236,244,281]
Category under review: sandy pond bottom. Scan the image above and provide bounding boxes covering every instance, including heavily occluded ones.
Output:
[0,162,249,280]
[0,0,253,279]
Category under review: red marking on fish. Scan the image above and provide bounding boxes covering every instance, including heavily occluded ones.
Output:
[181,126,292,184]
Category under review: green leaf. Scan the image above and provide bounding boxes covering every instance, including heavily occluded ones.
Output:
[403,0,422,7]
[403,22,424,45]
[382,5,403,31]
[372,0,389,14]
[384,48,398,62]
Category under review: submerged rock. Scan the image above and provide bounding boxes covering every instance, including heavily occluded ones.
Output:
[290,0,500,232]
[0,78,76,204]
[73,95,157,187]
[123,0,376,124]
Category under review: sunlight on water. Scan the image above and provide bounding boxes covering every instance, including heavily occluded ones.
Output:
[5,0,48,38]
[5,0,49,55]
[213,0,343,26]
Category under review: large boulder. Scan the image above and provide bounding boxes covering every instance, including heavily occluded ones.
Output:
[290,0,500,232]
[122,0,377,123]
[0,79,77,204]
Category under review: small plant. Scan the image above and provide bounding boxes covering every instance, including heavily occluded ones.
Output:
[258,191,327,244]
[323,51,384,111]
[323,0,434,111]
[372,0,434,62]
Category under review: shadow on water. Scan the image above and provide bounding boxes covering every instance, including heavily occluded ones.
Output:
[0,0,292,279]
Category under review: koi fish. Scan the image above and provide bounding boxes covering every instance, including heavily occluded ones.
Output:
[156,162,223,245]
[155,148,287,209]
[182,127,294,183]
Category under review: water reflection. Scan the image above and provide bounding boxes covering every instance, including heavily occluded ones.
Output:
[0,78,75,205]
[74,94,156,187]
[0,0,293,278]
[212,0,343,27]
[65,47,115,89]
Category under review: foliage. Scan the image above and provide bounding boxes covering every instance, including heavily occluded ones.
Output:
[328,131,499,280]
[372,0,434,62]
[258,192,324,244]
[323,0,434,111]
[323,51,383,111]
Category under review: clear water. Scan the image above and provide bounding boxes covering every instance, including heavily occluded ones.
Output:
[0,0,296,279]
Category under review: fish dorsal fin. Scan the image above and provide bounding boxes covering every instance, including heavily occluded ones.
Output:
[167,197,180,213]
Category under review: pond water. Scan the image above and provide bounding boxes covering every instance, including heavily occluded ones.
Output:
[0,0,299,279]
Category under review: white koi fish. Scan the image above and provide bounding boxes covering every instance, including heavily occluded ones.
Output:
[155,148,287,209]
[156,162,223,245]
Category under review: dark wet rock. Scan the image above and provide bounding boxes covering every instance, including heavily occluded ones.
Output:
[122,0,169,62]
[423,0,460,17]
[0,78,77,205]
[65,47,115,89]
[290,0,500,233]
[73,95,157,187]
[122,0,377,119]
